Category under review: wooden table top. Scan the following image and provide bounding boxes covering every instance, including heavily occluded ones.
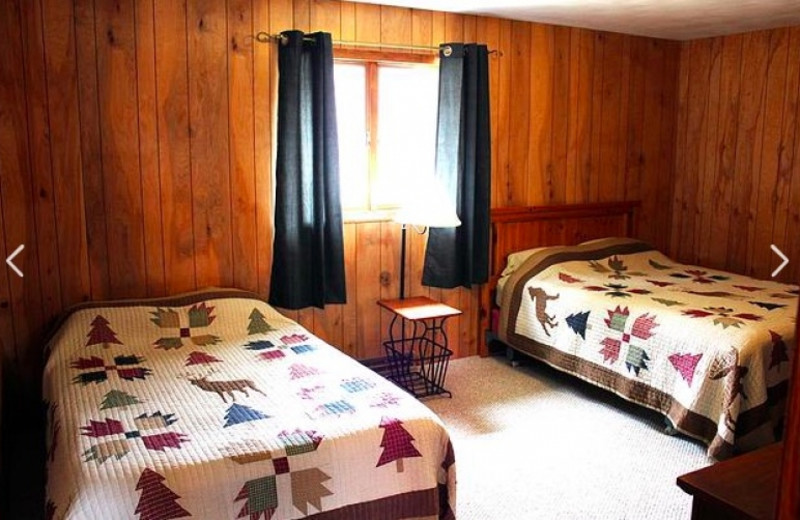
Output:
[377,296,462,321]
[677,443,782,520]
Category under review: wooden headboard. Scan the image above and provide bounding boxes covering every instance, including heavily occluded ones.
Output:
[478,201,640,356]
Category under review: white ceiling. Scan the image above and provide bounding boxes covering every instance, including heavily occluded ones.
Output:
[349,0,800,40]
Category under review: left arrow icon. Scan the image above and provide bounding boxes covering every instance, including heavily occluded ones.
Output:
[6,244,24,278]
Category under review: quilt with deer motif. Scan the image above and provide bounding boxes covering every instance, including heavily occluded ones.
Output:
[498,238,797,459]
[44,290,455,520]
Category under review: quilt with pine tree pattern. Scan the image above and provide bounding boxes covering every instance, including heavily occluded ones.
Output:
[498,238,797,459]
[44,290,455,520]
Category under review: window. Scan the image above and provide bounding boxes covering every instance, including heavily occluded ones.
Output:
[333,52,439,216]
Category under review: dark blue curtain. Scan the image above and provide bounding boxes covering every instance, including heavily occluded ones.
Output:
[423,43,491,289]
[269,31,346,309]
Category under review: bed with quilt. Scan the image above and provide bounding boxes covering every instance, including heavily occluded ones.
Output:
[496,237,797,459]
[44,289,455,519]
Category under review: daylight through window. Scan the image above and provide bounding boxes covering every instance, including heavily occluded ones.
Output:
[334,55,439,214]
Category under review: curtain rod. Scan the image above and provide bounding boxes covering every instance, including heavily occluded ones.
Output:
[254,32,499,55]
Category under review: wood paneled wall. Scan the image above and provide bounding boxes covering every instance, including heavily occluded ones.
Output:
[671,26,800,283]
[0,0,679,396]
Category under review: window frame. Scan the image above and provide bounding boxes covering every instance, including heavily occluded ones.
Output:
[333,48,438,221]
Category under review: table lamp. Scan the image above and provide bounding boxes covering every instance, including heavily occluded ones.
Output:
[392,179,461,299]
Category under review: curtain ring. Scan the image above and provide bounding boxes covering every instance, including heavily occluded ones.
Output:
[442,45,453,57]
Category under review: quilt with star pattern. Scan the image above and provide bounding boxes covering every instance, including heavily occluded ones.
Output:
[498,238,797,459]
[44,289,455,520]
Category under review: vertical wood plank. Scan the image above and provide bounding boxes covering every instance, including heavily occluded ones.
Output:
[707,34,743,270]
[311,0,341,38]
[380,5,411,45]
[550,26,570,204]
[493,19,512,207]
[528,23,553,205]
[379,221,400,353]
[96,0,148,298]
[155,0,196,294]
[462,15,476,42]
[624,37,646,216]
[354,3,380,43]
[507,21,531,206]
[187,0,233,288]
[411,8,432,52]
[356,222,381,359]
[42,0,92,306]
[74,0,110,301]
[727,31,768,274]
[443,12,463,43]
[640,39,665,250]
[575,29,595,203]
[696,37,723,268]
[340,1,355,41]
[293,0,311,32]
[228,0,258,293]
[679,39,711,264]
[588,31,604,202]
[135,0,166,297]
[598,32,623,202]
[431,10,444,46]
[670,41,690,258]
[657,41,680,255]
[565,27,581,203]
[615,35,631,202]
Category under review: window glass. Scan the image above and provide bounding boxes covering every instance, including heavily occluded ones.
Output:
[333,63,369,211]
[333,59,438,213]
[374,65,439,208]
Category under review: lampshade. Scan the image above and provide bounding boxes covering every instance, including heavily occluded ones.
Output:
[392,179,462,228]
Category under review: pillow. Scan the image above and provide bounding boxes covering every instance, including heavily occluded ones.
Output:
[499,246,553,279]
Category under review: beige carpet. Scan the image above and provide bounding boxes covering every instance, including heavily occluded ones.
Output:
[424,355,712,520]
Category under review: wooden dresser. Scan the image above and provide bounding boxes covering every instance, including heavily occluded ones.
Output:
[677,443,782,519]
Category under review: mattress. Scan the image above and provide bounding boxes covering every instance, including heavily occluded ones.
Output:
[44,289,455,519]
[498,238,797,459]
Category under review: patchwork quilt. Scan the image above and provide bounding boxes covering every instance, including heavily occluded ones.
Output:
[498,238,797,459]
[44,290,455,520]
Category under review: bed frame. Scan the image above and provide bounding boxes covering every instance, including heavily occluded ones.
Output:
[478,201,640,357]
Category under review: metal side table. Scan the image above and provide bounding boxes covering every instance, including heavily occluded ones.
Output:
[377,296,461,398]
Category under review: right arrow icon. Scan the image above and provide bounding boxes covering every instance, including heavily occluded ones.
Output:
[771,244,789,278]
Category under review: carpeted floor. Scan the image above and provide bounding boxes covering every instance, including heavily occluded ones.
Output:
[424,355,712,520]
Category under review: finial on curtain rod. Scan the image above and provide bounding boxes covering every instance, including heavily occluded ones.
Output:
[255,32,297,45]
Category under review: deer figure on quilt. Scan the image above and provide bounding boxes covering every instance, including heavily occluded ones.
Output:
[181,369,266,403]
